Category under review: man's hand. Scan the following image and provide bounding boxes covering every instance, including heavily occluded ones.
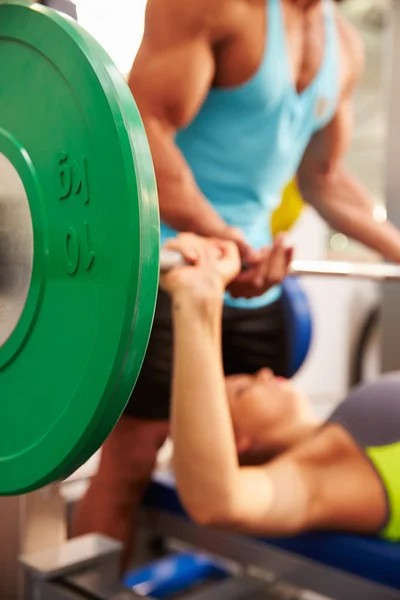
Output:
[160,233,241,298]
[228,234,293,299]
[220,226,260,265]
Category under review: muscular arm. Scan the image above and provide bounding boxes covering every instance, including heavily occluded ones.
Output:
[297,26,400,262]
[171,289,311,535]
[128,0,231,237]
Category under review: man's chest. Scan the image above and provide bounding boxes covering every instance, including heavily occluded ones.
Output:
[213,0,345,96]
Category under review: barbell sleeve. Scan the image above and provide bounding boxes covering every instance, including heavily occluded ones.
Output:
[160,249,400,281]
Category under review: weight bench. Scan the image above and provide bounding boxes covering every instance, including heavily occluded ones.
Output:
[129,471,400,600]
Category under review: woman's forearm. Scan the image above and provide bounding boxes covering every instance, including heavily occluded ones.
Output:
[171,290,241,523]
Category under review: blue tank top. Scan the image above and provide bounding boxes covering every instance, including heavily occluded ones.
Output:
[161,0,340,308]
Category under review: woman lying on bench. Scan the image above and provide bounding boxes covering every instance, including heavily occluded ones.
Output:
[161,233,400,542]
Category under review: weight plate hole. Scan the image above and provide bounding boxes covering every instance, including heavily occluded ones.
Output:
[0,153,34,348]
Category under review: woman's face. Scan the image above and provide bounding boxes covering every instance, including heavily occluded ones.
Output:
[226,368,310,457]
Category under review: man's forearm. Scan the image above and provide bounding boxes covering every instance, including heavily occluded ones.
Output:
[304,166,400,262]
[144,117,229,236]
[171,290,240,522]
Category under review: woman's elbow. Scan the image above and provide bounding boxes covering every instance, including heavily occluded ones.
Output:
[183,498,243,530]
[190,508,240,530]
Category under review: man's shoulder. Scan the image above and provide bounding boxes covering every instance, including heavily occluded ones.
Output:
[145,0,246,41]
[334,10,365,89]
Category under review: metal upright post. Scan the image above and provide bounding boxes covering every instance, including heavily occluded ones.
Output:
[0,487,67,600]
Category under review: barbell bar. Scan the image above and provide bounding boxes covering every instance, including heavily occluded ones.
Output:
[291,260,400,280]
[160,249,400,281]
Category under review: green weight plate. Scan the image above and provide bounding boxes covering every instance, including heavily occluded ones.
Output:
[55,20,162,480]
[0,0,160,494]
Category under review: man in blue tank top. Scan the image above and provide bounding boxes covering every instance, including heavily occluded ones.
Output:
[73,0,400,568]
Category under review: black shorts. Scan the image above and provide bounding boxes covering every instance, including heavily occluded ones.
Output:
[124,290,289,420]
